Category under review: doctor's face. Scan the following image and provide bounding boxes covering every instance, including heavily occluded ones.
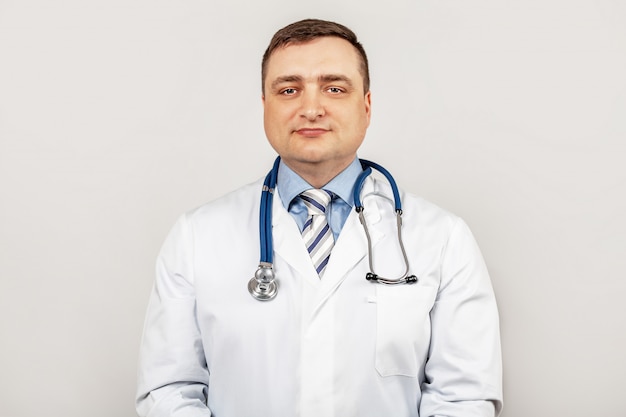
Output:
[262,37,371,180]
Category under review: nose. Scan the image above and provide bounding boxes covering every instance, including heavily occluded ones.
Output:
[299,90,325,121]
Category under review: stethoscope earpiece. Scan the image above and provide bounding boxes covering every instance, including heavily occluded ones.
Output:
[366,272,418,285]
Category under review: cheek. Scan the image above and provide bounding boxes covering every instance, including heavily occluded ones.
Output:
[264,107,293,145]
[264,106,281,132]
[265,104,294,125]
[342,105,370,132]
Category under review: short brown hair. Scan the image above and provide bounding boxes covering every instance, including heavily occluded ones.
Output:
[261,19,370,94]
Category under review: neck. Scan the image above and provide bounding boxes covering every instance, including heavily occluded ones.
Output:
[283,159,354,189]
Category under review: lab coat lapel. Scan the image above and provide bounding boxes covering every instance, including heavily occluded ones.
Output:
[272,188,321,287]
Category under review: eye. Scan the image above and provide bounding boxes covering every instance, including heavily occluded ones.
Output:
[280,88,298,95]
[327,86,344,94]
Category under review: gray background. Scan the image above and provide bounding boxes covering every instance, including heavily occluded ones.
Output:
[1,1,624,416]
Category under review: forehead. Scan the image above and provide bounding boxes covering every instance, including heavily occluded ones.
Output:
[265,37,362,81]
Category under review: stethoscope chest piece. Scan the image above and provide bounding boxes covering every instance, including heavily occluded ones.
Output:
[248,265,278,301]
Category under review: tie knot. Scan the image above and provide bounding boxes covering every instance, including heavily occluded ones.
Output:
[300,189,333,216]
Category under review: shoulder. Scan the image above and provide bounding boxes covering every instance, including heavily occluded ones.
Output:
[182,178,264,226]
[369,175,461,229]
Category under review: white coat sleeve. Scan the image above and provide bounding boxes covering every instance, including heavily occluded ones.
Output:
[136,214,212,417]
[419,218,503,417]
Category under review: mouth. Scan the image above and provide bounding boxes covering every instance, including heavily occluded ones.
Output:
[295,128,329,137]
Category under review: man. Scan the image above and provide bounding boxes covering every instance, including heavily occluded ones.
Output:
[136,19,502,417]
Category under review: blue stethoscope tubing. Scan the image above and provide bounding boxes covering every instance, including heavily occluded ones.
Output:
[248,156,417,301]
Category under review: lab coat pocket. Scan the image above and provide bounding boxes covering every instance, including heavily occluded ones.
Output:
[374,285,434,378]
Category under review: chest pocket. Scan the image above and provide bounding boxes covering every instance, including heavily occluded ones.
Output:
[374,284,436,377]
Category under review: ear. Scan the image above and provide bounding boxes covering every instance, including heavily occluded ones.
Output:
[364,91,372,124]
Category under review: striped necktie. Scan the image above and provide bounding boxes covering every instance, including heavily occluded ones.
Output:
[300,189,334,277]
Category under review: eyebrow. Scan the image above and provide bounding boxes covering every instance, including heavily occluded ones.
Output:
[270,74,355,91]
[270,75,303,91]
[318,74,354,88]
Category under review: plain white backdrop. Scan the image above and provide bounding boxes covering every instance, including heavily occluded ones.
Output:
[1,1,624,416]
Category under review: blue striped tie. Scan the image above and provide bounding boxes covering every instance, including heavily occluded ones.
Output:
[300,189,334,277]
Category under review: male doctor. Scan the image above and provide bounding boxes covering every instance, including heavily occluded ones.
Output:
[136,19,503,417]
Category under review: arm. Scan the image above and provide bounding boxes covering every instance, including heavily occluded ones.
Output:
[136,215,212,417]
[419,218,503,417]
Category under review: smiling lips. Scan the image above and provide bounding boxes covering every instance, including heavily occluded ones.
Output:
[295,128,329,137]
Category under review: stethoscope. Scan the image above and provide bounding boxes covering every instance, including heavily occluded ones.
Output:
[248,157,418,301]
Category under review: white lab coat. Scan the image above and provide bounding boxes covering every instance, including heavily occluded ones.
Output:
[136,175,503,417]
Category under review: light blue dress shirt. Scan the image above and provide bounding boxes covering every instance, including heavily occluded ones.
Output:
[277,158,363,241]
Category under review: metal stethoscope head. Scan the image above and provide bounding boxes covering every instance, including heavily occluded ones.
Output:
[247,262,277,301]
[248,157,417,301]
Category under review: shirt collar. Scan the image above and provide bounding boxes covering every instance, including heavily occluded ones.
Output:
[277,158,363,209]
